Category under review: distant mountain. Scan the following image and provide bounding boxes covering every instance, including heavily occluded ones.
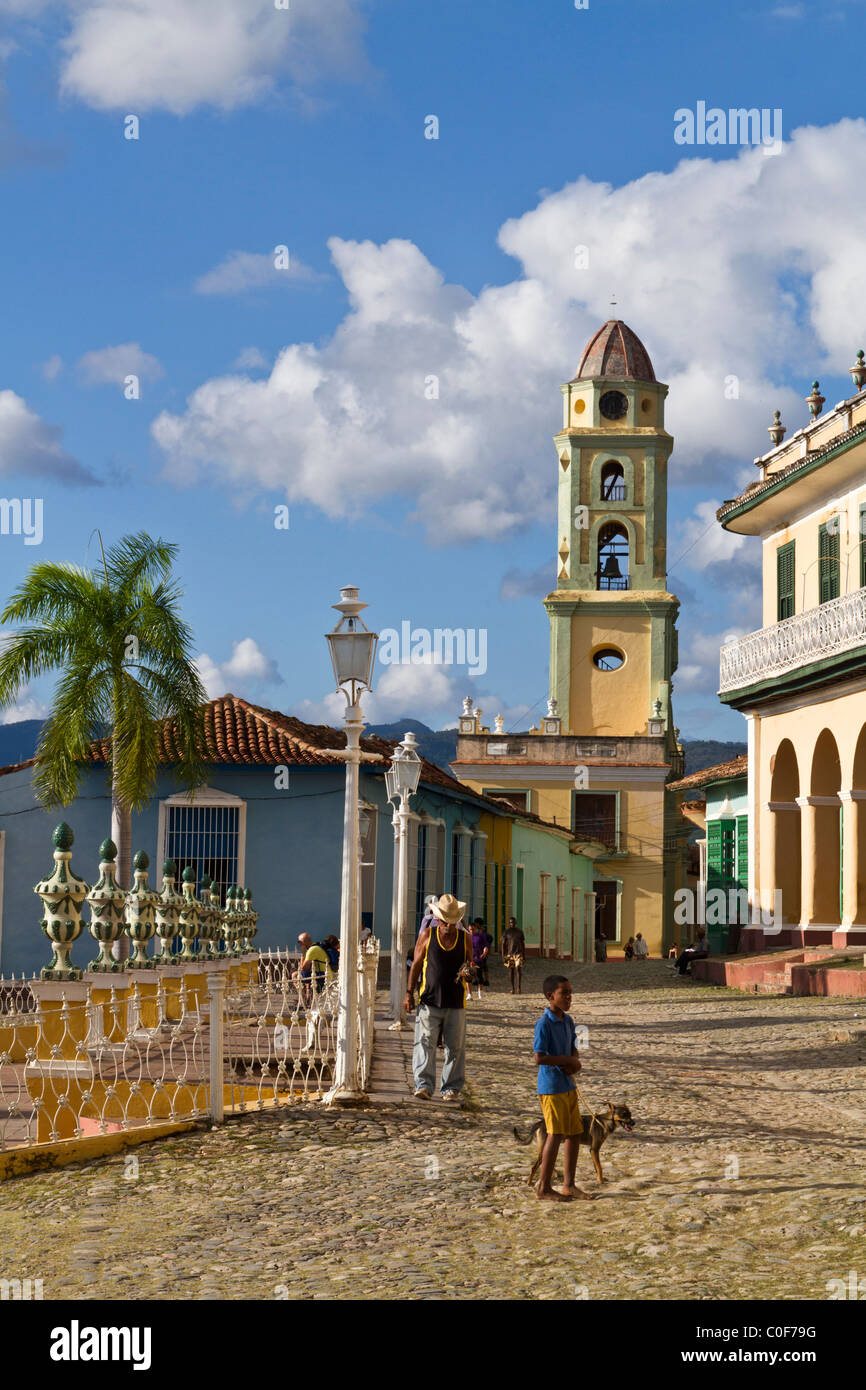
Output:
[0,719,43,767]
[681,740,747,776]
[365,719,459,773]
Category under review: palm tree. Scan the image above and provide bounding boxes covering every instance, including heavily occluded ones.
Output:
[0,533,208,952]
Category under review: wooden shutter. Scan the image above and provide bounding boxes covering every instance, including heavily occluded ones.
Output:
[736,815,748,889]
[819,521,840,603]
[860,506,866,590]
[707,820,723,892]
[776,542,795,620]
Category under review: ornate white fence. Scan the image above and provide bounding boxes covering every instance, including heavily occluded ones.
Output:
[0,977,209,1149]
[0,947,381,1151]
[223,959,339,1109]
[719,589,866,694]
[0,823,382,1156]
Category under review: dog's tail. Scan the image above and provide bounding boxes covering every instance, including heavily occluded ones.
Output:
[512,1123,537,1146]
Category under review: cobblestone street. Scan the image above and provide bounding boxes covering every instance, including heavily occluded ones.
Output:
[2,959,865,1301]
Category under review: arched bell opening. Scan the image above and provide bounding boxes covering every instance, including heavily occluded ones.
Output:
[596,522,629,591]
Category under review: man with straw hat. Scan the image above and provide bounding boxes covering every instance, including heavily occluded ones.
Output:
[405,893,471,1102]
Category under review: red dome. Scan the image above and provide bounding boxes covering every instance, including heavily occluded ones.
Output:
[573,320,655,382]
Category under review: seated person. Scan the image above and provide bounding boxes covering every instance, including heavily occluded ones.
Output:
[672,928,708,976]
[624,937,635,961]
[634,932,649,960]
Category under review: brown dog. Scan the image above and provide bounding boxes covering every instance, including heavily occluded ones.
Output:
[513,1102,636,1185]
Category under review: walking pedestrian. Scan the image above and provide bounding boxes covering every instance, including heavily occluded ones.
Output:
[405,894,471,1102]
[501,916,526,994]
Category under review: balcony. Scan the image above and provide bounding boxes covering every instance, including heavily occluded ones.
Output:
[719,588,866,695]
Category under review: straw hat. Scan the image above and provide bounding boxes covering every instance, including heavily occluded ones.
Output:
[430,893,467,924]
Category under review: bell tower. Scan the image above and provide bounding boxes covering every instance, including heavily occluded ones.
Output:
[545,319,680,741]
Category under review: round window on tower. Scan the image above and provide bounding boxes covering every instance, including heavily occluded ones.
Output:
[641,398,652,415]
[599,390,628,421]
[593,647,625,672]
[574,398,586,415]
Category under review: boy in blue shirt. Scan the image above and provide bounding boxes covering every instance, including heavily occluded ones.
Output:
[533,975,594,1202]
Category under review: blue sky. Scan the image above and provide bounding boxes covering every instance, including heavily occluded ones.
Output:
[0,0,864,741]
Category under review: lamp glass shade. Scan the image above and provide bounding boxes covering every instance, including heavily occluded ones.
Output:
[358,808,371,840]
[327,630,378,692]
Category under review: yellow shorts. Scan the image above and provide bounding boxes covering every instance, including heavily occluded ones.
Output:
[539,1089,584,1137]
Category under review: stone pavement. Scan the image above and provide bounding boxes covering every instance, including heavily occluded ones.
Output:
[2,959,865,1301]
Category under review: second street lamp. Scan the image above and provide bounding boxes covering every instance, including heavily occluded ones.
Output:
[385,731,422,1025]
[324,586,379,1104]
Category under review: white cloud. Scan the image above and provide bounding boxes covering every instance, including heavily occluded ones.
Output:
[499,564,553,601]
[0,389,93,482]
[771,3,805,16]
[0,691,48,724]
[671,499,757,573]
[195,638,281,699]
[675,630,751,694]
[153,120,866,544]
[293,658,529,735]
[77,342,164,387]
[194,250,322,296]
[0,0,368,115]
[233,347,270,371]
[40,354,63,381]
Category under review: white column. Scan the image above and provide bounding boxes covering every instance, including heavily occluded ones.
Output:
[389,800,411,1023]
[328,702,363,1102]
[745,712,758,918]
[206,971,226,1123]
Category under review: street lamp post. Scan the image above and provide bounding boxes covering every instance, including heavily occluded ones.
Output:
[385,732,422,1025]
[324,586,378,1105]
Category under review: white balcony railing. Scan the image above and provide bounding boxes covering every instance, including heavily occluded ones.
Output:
[719,588,866,693]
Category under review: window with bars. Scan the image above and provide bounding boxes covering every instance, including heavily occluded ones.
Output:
[165,802,240,906]
[860,506,866,590]
[572,791,618,848]
[819,520,840,604]
[777,541,795,620]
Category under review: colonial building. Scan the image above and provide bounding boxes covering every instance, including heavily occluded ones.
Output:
[0,695,597,977]
[669,755,748,954]
[454,320,687,956]
[718,359,866,949]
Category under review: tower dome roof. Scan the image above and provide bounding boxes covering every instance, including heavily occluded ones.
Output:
[573,319,655,383]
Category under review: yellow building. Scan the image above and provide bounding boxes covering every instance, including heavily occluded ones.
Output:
[454,320,687,956]
[718,362,866,949]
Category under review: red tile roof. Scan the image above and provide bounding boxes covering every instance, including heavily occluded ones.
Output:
[0,694,495,806]
[667,754,748,794]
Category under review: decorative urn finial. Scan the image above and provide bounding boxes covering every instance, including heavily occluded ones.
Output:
[805,381,825,420]
[124,849,159,969]
[850,350,866,392]
[35,823,88,980]
[768,410,786,447]
[86,835,126,973]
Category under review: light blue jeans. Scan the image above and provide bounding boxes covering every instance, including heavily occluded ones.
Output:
[412,1003,467,1095]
